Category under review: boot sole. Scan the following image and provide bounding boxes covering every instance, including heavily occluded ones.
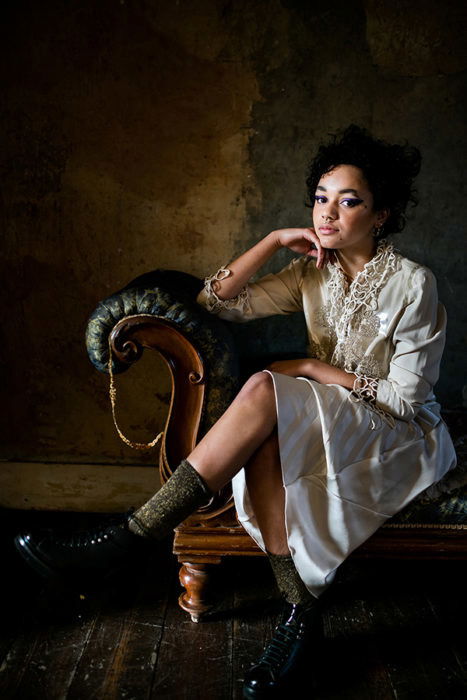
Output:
[243,677,303,699]
[243,685,281,699]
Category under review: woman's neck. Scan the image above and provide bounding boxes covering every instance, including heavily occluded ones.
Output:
[335,241,377,280]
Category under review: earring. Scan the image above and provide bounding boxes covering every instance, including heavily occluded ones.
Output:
[373,224,384,238]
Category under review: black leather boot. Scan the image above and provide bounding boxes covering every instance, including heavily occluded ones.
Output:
[243,601,322,699]
[14,513,152,588]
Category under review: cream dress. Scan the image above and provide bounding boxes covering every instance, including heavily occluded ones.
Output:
[196,240,457,598]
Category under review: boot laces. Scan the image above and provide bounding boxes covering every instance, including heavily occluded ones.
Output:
[257,620,304,673]
[48,517,125,549]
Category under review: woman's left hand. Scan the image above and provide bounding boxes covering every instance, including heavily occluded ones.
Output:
[266,358,356,389]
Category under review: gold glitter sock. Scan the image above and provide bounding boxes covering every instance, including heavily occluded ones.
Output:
[267,552,318,607]
[128,460,212,539]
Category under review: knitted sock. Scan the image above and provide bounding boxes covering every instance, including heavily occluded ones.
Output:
[128,460,212,540]
[267,552,318,608]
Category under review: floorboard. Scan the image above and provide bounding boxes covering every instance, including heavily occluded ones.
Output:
[152,562,234,700]
[230,558,282,700]
[0,511,466,699]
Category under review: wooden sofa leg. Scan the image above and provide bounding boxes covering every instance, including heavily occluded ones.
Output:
[178,559,220,622]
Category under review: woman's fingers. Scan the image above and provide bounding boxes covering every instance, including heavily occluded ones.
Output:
[303,228,326,268]
[277,228,332,269]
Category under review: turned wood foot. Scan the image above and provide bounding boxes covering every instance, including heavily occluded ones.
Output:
[178,561,218,622]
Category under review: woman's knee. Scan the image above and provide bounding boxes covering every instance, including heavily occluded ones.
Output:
[238,371,275,405]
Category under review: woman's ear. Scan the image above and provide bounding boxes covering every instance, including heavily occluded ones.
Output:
[376,208,390,226]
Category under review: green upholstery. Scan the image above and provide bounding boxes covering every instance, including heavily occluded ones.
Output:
[86,270,240,435]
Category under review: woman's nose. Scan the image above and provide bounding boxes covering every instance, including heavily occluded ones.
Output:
[322,206,337,221]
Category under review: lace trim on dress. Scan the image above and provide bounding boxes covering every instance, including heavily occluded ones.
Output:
[202,267,250,313]
[325,240,400,431]
[349,373,396,430]
[327,240,399,369]
[351,373,379,403]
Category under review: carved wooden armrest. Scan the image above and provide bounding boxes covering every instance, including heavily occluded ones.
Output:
[85,269,240,516]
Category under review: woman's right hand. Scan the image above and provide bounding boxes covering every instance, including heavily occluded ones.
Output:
[203,227,328,303]
[273,228,327,269]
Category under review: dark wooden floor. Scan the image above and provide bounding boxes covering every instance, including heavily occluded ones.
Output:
[0,510,466,700]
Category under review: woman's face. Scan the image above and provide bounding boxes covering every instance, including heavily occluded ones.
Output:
[312,164,388,253]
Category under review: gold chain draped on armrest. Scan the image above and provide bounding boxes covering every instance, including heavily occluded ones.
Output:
[108,336,163,450]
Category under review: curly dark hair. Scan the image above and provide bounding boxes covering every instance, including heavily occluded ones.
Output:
[306,125,422,237]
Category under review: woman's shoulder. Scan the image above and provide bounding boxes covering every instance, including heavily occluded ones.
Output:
[394,249,437,290]
[387,248,440,312]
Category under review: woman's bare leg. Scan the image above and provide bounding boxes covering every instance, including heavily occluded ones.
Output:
[243,431,316,618]
[243,430,289,555]
[188,372,278,492]
[190,372,289,553]
[124,371,279,542]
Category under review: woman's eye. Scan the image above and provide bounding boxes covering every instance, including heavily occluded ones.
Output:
[341,198,363,207]
[314,195,327,204]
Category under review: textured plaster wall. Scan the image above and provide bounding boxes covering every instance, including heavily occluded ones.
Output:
[1,0,466,475]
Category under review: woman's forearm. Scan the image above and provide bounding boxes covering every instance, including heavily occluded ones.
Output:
[211,227,325,301]
[308,361,356,389]
[213,231,281,300]
[267,358,356,390]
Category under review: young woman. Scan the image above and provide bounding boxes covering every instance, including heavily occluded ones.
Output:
[16,125,457,698]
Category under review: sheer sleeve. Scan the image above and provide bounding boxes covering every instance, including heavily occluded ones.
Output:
[374,267,446,422]
[196,257,308,322]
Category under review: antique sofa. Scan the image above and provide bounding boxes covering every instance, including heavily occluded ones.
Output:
[86,269,467,622]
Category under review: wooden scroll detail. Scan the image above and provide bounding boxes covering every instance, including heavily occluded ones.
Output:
[109,314,236,521]
[110,315,205,480]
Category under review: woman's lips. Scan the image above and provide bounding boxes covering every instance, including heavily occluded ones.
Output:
[319,226,338,233]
